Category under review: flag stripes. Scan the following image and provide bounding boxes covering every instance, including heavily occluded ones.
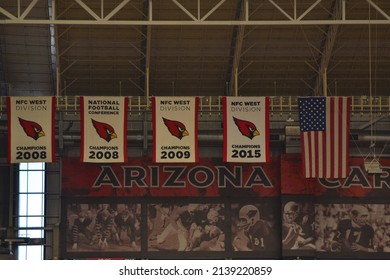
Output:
[298,96,350,178]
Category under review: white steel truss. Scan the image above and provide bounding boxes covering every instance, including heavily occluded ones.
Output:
[1,0,390,26]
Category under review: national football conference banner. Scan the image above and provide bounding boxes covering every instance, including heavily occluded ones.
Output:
[7,96,56,163]
[222,96,270,162]
[152,96,199,163]
[80,96,128,163]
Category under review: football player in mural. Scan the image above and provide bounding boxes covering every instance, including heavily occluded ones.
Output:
[232,204,276,251]
[380,215,390,252]
[113,208,138,249]
[282,201,315,250]
[149,204,199,251]
[148,203,225,251]
[148,204,171,250]
[174,203,200,251]
[188,206,225,251]
[70,209,94,250]
[94,204,115,250]
[317,217,341,252]
[334,204,375,252]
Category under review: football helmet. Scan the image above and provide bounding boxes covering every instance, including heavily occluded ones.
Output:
[237,205,260,230]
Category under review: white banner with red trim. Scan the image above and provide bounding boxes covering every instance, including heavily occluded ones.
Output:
[222,96,270,162]
[80,96,128,163]
[7,96,56,163]
[152,96,198,163]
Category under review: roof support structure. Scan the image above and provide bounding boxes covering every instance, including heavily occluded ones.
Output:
[1,0,390,26]
[227,0,246,96]
[312,0,342,96]
[48,0,58,99]
[140,0,151,101]
[0,32,6,96]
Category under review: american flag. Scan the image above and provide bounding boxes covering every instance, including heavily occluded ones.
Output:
[298,97,351,178]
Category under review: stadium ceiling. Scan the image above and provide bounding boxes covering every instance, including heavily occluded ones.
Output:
[1,0,390,99]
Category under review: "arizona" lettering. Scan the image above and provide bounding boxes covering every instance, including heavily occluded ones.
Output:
[92,165,274,189]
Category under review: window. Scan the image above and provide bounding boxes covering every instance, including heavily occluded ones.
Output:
[18,162,45,260]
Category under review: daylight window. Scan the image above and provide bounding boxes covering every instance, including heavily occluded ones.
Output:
[18,162,45,260]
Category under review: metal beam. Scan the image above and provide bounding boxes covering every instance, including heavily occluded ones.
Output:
[1,0,390,26]
[312,0,342,96]
[75,0,101,21]
[171,0,197,21]
[366,0,390,20]
[227,0,246,96]
[1,95,390,113]
[297,0,322,21]
[0,7,17,20]
[267,0,294,21]
[49,0,58,98]
[2,19,390,26]
[104,0,131,21]
[201,0,226,21]
[144,26,151,98]
[142,0,152,99]
[20,0,39,20]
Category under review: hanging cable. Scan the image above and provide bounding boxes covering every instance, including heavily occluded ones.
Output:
[364,3,382,174]
[368,1,374,154]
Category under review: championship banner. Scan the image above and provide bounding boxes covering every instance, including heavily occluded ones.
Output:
[80,96,128,163]
[222,96,270,162]
[152,96,198,163]
[7,96,56,163]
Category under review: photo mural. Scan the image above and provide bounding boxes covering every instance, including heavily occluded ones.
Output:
[61,155,390,259]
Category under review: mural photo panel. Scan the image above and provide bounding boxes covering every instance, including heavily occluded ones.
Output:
[147,203,226,254]
[315,202,390,259]
[231,200,280,258]
[64,202,141,257]
[281,197,316,258]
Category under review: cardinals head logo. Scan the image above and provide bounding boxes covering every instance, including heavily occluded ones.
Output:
[91,119,117,142]
[18,118,45,140]
[163,117,189,140]
[233,117,259,140]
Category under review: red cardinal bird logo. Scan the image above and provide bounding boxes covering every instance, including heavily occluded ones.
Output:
[233,117,260,140]
[18,118,45,140]
[91,119,118,142]
[162,117,189,140]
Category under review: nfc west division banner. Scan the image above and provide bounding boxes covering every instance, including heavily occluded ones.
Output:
[7,96,56,163]
[223,96,270,162]
[152,96,198,163]
[80,96,128,163]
